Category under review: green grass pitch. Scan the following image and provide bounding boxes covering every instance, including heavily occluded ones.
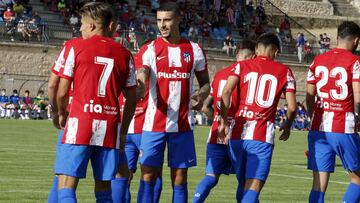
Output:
[0,120,350,202]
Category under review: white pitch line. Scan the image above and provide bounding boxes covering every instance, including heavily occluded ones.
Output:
[270,173,348,185]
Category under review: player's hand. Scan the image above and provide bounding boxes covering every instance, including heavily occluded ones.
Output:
[58,113,68,129]
[52,114,61,129]
[191,94,203,111]
[279,126,291,141]
[218,120,230,144]
[136,78,146,101]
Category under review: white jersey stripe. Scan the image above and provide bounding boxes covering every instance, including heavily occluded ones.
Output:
[128,116,135,134]
[266,122,275,144]
[168,47,182,67]
[90,119,107,146]
[53,47,66,73]
[65,117,78,144]
[166,81,181,132]
[116,123,121,149]
[241,120,257,140]
[63,47,75,77]
[143,43,158,132]
[320,111,334,132]
[345,112,355,134]
[190,41,206,72]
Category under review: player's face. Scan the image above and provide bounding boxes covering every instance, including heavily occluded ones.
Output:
[80,16,93,39]
[157,11,180,39]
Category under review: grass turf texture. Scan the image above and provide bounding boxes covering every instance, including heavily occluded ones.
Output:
[0,120,350,202]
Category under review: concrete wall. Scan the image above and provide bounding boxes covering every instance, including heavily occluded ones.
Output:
[0,43,309,102]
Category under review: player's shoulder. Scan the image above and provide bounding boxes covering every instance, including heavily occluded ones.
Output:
[63,37,83,47]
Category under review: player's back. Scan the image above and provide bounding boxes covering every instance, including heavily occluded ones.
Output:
[61,35,135,147]
[232,56,296,143]
[307,48,359,133]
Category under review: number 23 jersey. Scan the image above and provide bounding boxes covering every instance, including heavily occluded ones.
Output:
[307,48,360,133]
[229,56,296,144]
[59,35,136,148]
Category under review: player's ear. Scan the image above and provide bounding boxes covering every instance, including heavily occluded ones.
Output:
[354,37,360,46]
[89,23,96,31]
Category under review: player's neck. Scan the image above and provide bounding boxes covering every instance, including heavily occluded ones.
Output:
[336,44,352,52]
[162,34,181,44]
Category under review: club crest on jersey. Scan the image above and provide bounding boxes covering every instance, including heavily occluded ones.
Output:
[183,52,191,63]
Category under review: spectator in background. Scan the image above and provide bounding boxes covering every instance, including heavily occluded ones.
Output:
[319,34,326,54]
[279,17,291,38]
[128,27,139,51]
[0,1,7,17]
[32,90,49,119]
[3,7,14,21]
[296,32,305,63]
[27,16,41,41]
[188,22,199,41]
[225,4,234,34]
[19,89,32,119]
[7,89,20,118]
[323,33,331,52]
[213,0,221,12]
[69,13,79,36]
[12,1,24,17]
[304,40,313,63]
[0,89,9,118]
[222,34,235,56]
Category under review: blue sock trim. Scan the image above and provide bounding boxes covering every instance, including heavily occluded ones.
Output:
[58,188,76,203]
[173,183,188,203]
[193,175,218,203]
[343,183,360,203]
[47,176,58,203]
[309,190,325,203]
[153,177,163,203]
[241,189,259,203]
[111,178,129,203]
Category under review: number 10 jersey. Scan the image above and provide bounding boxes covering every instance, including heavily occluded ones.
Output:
[307,48,360,133]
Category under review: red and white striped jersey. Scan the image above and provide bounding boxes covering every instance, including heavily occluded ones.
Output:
[119,53,148,134]
[208,66,241,144]
[229,56,296,144]
[307,48,360,133]
[59,35,136,148]
[139,37,207,132]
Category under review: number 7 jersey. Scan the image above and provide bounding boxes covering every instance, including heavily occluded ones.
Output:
[229,56,296,144]
[307,48,360,133]
[59,35,136,148]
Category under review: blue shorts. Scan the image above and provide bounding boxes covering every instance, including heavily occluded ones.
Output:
[54,130,65,172]
[125,133,141,171]
[118,150,128,166]
[54,136,119,181]
[237,140,273,182]
[307,131,360,172]
[205,143,237,175]
[139,131,196,168]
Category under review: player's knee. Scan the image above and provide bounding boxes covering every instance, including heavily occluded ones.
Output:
[116,163,130,178]
[350,170,360,185]
[171,168,188,186]
[141,165,158,182]
[94,180,111,192]
[244,179,264,193]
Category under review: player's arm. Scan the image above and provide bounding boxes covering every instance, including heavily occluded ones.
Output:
[56,78,71,129]
[279,91,297,141]
[48,72,60,129]
[119,86,136,151]
[136,67,149,100]
[193,70,210,111]
[306,83,316,119]
[220,75,239,142]
[201,96,214,121]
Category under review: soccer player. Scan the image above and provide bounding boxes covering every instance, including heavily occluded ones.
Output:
[7,89,20,118]
[55,2,137,202]
[136,2,210,202]
[220,33,297,203]
[306,21,360,203]
[193,39,256,203]
[19,90,33,120]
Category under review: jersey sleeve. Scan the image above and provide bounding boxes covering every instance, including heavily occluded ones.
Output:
[126,55,137,88]
[59,47,76,81]
[285,68,296,92]
[193,43,207,72]
[307,61,316,84]
[352,59,360,82]
[138,42,154,71]
[51,45,66,75]
[228,62,241,78]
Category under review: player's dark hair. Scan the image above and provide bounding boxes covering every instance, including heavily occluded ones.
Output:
[1,89,5,92]
[237,39,256,52]
[337,21,360,39]
[25,90,29,94]
[256,33,281,51]
[158,2,180,15]
[79,2,117,30]
[38,90,44,95]
[13,89,17,94]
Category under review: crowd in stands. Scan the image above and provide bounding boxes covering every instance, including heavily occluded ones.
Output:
[0,0,44,41]
[275,102,309,130]
[0,88,51,119]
